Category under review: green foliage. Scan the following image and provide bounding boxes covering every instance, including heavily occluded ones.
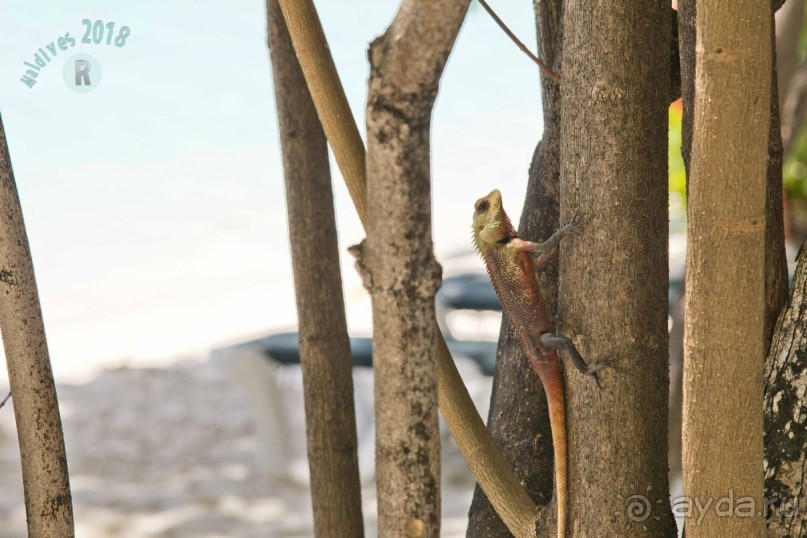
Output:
[783,5,807,202]
[785,128,807,200]
[669,101,687,221]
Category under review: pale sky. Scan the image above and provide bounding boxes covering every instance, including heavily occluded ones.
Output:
[0,0,544,380]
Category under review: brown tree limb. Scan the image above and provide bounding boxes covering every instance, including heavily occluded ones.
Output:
[765,16,789,354]
[266,1,364,535]
[361,2,476,532]
[678,0,695,175]
[682,0,772,535]
[0,114,74,535]
[559,0,676,535]
[275,1,541,535]
[680,3,789,534]
[764,239,807,536]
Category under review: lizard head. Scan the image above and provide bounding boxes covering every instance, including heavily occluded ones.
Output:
[472,189,514,247]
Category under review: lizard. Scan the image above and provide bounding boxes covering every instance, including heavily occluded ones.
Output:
[471,189,603,538]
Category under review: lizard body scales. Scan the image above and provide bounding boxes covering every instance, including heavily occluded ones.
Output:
[472,189,600,537]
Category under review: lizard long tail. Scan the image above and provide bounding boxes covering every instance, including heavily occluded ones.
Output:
[536,364,567,538]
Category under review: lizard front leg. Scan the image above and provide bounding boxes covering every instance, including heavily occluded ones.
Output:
[511,214,584,268]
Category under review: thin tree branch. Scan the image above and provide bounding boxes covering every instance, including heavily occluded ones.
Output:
[266,0,364,534]
[0,112,74,536]
[0,391,11,409]
[477,0,560,84]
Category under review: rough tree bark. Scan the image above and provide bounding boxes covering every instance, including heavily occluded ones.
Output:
[468,1,563,535]
[763,10,789,353]
[353,2,471,535]
[266,1,364,535]
[276,3,543,534]
[682,0,772,535]
[0,114,74,536]
[559,0,675,536]
[678,1,695,173]
[765,239,807,536]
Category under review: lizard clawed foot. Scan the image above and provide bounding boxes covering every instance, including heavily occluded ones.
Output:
[562,213,585,234]
[555,213,585,239]
[520,214,585,265]
[582,358,612,389]
[583,358,610,375]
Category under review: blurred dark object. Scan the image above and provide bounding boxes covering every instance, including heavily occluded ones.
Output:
[436,273,501,375]
[251,271,689,377]
[250,332,374,368]
[241,274,503,375]
[437,273,500,312]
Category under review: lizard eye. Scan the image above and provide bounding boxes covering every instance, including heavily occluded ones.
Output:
[476,200,490,212]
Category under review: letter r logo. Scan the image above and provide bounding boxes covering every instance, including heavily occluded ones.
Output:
[63,54,103,92]
[75,60,91,86]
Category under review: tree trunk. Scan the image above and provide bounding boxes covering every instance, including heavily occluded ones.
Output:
[356,3,470,535]
[680,0,789,530]
[0,114,74,536]
[266,1,364,535]
[764,239,807,536]
[679,2,788,352]
[682,0,772,535]
[468,1,563,534]
[559,1,675,536]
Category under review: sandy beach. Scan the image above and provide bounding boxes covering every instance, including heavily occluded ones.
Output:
[0,360,479,537]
